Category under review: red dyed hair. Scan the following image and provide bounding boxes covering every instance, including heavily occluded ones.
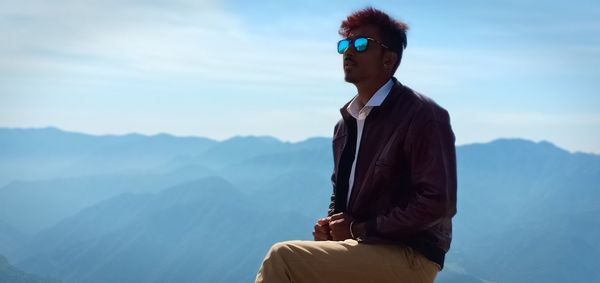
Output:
[339,7,409,72]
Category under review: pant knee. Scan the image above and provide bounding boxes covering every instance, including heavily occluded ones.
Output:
[268,241,295,259]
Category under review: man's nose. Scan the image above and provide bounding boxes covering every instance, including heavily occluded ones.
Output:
[344,44,356,56]
[344,44,356,57]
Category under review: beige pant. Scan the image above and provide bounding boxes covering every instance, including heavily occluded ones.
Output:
[255,239,439,283]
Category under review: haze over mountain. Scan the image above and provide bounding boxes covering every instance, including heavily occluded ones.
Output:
[0,127,598,282]
[0,254,59,283]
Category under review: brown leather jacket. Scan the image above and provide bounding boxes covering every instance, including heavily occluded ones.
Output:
[329,77,457,268]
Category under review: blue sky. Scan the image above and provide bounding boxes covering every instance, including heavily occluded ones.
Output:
[1,0,599,153]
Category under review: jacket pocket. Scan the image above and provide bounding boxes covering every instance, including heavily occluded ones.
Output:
[373,158,408,191]
[373,159,396,188]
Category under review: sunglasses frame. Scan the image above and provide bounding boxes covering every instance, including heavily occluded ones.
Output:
[337,36,390,54]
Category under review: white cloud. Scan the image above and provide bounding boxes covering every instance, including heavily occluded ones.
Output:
[0,0,341,90]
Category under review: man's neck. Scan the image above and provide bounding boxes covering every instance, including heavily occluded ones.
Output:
[354,76,391,106]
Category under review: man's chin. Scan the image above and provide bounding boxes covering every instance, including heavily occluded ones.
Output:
[344,74,357,83]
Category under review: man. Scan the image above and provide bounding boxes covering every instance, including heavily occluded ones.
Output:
[255,7,456,283]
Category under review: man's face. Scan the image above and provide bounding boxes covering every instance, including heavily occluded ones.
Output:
[342,25,387,84]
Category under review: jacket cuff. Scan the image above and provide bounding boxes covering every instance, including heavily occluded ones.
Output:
[365,218,378,237]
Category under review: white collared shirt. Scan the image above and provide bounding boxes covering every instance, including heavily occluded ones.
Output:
[345,78,394,206]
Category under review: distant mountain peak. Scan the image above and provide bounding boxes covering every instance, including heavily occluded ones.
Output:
[464,138,569,155]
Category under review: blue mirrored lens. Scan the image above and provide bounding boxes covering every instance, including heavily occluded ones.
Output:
[354,37,368,52]
[338,39,350,54]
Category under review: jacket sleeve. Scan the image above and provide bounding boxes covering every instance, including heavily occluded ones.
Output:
[328,121,343,217]
[365,116,457,237]
[328,172,336,217]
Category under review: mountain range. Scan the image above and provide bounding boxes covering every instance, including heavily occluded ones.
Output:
[0,127,598,282]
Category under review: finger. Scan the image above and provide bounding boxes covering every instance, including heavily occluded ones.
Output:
[314,224,329,233]
[329,212,345,221]
[313,231,330,238]
[329,224,339,233]
[314,231,330,241]
[317,218,329,225]
[329,219,344,227]
[314,234,325,241]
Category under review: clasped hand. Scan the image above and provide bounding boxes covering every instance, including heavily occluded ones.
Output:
[312,212,355,241]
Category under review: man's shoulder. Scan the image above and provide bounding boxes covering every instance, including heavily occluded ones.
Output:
[333,118,346,139]
[393,84,450,124]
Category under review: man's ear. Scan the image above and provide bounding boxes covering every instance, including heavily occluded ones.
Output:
[383,51,398,71]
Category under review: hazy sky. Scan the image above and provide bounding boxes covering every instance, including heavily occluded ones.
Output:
[1,0,599,153]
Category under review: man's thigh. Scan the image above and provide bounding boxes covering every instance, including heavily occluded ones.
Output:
[261,239,438,283]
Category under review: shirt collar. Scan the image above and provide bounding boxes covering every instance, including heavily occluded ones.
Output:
[347,78,394,118]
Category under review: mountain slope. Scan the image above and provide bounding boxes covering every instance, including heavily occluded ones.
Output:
[15,177,312,283]
[449,139,600,283]
[0,166,215,235]
[0,254,60,283]
[0,221,28,259]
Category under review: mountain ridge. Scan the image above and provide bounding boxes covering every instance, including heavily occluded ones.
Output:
[1,127,598,282]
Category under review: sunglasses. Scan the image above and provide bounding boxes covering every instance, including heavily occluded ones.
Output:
[337,37,390,54]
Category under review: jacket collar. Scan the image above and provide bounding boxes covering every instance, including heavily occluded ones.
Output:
[339,77,403,121]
